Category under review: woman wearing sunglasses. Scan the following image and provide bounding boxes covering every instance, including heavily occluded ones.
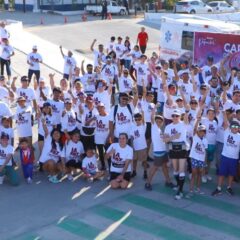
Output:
[164,108,189,200]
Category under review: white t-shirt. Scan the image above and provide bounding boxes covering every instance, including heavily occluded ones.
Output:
[101,64,116,85]
[27,52,42,71]
[131,123,147,151]
[93,50,106,67]
[48,99,64,125]
[151,123,166,152]
[95,115,109,145]
[106,41,115,53]
[39,135,62,163]
[216,113,225,143]
[82,155,98,174]
[189,135,208,161]
[93,91,111,113]
[15,105,32,138]
[81,107,98,136]
[223,100,240,112]
[107,143,133,173]
[222,129,240,159]
[178,80,194,102]
[202,65,212,81]
[63,56,77,75]
[61,109,77,132]
[0,126,13,144]
[134,63,149,86]
[113,43,125,59]
[38,114,57,137]
[81,73,96,93]
[0,44,14,60]
[16,87,36,108]
[118,76,133,93]
[200,118,218,145]
[141,100,155,123]
[0,144,14,166]
[0,101,12,124]
[163,94,179,120]
[130,50,141,63]
[61,140,84,162]
[164,121,188,143]
[110,104,133,138]
[0,86,9,104]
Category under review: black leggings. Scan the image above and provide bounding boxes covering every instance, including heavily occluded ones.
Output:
[96,144,107,170]
[0,58,11,76]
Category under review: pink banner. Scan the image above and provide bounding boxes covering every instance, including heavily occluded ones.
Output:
[194,32,240,68]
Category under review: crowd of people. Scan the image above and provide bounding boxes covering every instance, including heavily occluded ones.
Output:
[0,23,240,200]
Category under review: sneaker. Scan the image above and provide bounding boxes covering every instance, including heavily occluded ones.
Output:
[226,187,234,196]
[49,175,60,184]
[206,175,212,181]
[67,174,74,182]
[131,170,137,178]
[145,183,152,191]
[185,191,194,199]
[27,177,33,184]
[165,182,177,189]
[99,176,104,181]
[87,177,94,183]
[143,171,148,180]
[175,192,183,200]
[195,188,204,195]
[211,188,222,196]
[201,176,207,183]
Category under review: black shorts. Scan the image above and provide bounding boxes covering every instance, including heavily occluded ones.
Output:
[65,160,82,169]
[169,150,187,159]
[145,122,151,139]
[120,59,125,66]
[110,172,131,182]
[38,134,44,141]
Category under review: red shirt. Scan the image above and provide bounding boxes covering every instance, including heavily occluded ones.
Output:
[137,32,148,46]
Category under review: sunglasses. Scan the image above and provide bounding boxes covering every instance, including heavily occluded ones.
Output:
[135,118,142,121]
[122,97,129,101]
[231,125,239,129]
[176,99,183,102]
[172,115,180,118]
[190,102,198,105]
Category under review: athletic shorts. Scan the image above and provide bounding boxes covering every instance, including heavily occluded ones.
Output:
[110,172,131,182]
[207,144,216,162]
[145,122,152,139]
[153,151,168,167]
[65,160,82,169]
[219,155,238,177]
[133,148,148,162]
[191,158,205,169]
[38,134,44,141]
[169,150,187,159]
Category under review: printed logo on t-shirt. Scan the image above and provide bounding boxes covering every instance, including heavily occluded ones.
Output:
[66,58,72,65]
[19,92,29,101]
[134,130,140,138]
[138,67,144,75]
[104,67,112,76]
[233,85,239,91]
[208,124,216,134]
[96,120,107,132]
[49,148,59,157]
[117,112,130,124]
[123,79,130,89]
[195,143,204,155]
[0,149,6,158]
[171,128,178,135]
[68,115,76,126]
[148,104,154,112]
[70,147,78,158]
[227,135,237,147]
[51,104,59,113]
[17,113,28,124]
[112,152,124,168]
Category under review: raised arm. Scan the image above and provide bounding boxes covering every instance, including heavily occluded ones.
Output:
[59,46,65,58]
[90,39,97,52]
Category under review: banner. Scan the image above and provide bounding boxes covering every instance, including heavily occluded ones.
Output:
[194,32,240,69]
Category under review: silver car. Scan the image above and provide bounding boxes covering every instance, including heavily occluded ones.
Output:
[174,0,213,13]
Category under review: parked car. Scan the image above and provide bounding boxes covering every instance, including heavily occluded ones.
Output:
[85,1,126,15]
[207,1,235,12]
[173,0,213,14]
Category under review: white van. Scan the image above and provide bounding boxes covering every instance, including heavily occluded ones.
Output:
[159,16,240,60]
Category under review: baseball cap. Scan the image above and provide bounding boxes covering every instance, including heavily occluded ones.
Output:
[172,109,181,116]
[197,124,206,131]
[43,102,51,108]
[155,115,163,121]
[21,76,29,82]
[65,98,72,104]
[200,84,207,89]
[97,102,105,107]
[119,92,129,98]
[1,132,9,139]
[39,77,45,83]
[32,45,37,50]
[17,96,26,102]
[230,121,240,128]
[140,54,147,59]
[52,87,62,93]
[207,55,214,61]
[176,96,183,101]
[106,55,112,61]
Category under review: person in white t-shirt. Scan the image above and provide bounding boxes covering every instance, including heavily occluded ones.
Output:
[39,126,64,184]
[59,46,77,80]
[187,124,208,197]
[15,96,33,144]
[27,45,43,83]
[0,116,13,146]
[90,39,106,68]
[105,133,133,189]
[61,131,84,181]
[164,109,189,200]
[212,117,240,196]
[82,148,104,182]
[118,69,133,94]
[130,113,148,179]
[0,99,12,126]
[0,75,14,104]
[0,133,19,186]
[95,102,109,170]
[106,36,115,54]
[0,38,14,82]
[113,36,125,61]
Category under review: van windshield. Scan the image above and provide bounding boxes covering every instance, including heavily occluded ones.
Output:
[182,31,194,51]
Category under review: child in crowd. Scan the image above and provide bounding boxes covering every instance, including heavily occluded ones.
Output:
[19,138,35,184]
[82,148,104,182]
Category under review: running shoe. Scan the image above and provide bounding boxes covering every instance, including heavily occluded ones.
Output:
[226,187,234,196]
[49,175,60,184]
[201,176,207,183]
[206,175,212,181]
[165,182,177,189]
[195,188,204,195]
[67,174,74,182]
[185,191,194,199]
[27,177,33,184]
[175,192,183,200]
[131,170,137,178]
[145,183,152,191]
[211,188,222,196]
[143,170,148,180]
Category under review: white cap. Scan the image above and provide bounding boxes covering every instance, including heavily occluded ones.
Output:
[39,77,45,83]
[32,45,37,50]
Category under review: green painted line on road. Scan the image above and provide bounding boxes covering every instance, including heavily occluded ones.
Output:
[153,184,240,215]
[58,218,121,240]
[123,194,240,238]
[92,205,201,240]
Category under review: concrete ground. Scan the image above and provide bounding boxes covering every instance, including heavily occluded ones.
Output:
[1,11,240,240]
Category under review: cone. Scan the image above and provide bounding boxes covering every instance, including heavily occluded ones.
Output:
[64,16,68,24]
[107,12,112,20]
[40,17,44,25]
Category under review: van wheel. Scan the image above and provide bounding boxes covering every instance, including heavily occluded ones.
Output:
[120,9,125,15]
[190,9,196,14]
[208,9,212,13]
